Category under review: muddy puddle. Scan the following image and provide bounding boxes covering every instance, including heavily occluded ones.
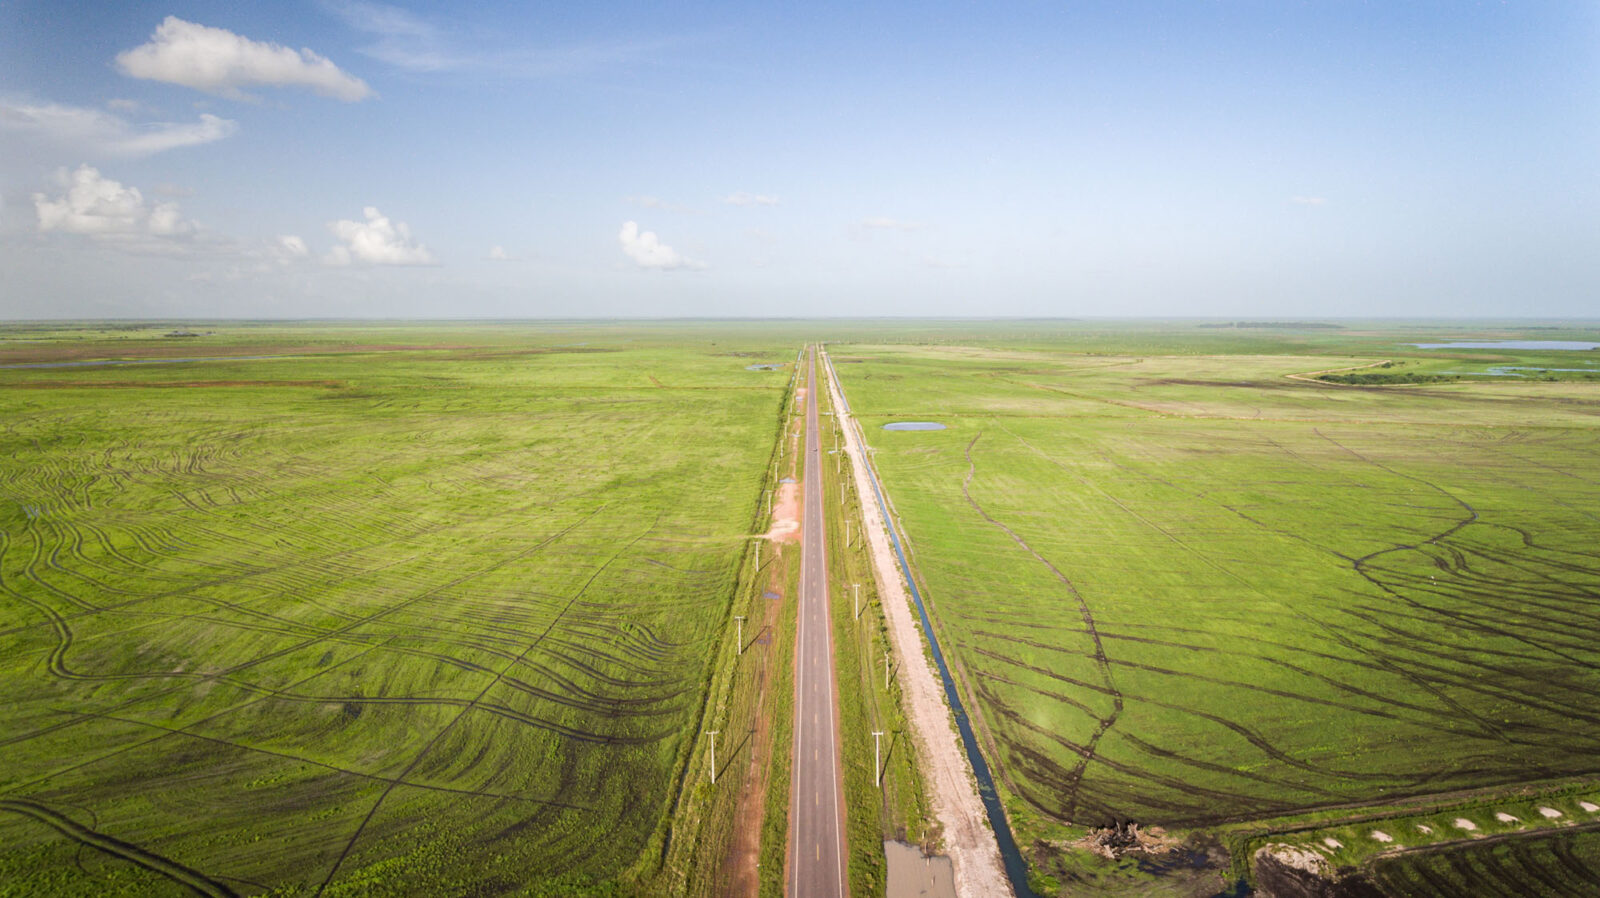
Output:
[885,841,957,898]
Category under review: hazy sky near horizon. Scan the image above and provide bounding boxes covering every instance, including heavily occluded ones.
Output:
[2,1,1597,319]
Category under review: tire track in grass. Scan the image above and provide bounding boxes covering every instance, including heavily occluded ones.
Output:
[0,500,610,746]
[971,626,1500,736]
[1007,422,1518,747]
[313,518,657,895]
[968,642,1452,781]
[0,798,237,898]
[1315,429,1600,675]
[961,431,1122,822]
[957,424,1568,819]
[56,706,592,808]
[2,633,399,801]
[0,467,638,646]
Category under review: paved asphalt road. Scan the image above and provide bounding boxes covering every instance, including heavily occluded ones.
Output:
[788,346,848,898]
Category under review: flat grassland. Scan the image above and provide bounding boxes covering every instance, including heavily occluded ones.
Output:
[0,324,791,896]
[829,324,1600,893]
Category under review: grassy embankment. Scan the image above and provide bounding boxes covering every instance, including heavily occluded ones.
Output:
[828,326,1600,896]
[0,324,792,896]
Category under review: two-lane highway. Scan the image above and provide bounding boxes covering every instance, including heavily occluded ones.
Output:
[788,346,848,898]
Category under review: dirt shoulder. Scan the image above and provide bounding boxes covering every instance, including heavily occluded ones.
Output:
[821,349,1012,898]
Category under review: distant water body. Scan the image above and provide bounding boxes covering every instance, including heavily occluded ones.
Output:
[0,355,294,370]
[1411,341,1600,351]
[883,422,946,431]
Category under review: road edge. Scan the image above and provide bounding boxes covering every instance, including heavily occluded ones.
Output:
[820,347,1013,898]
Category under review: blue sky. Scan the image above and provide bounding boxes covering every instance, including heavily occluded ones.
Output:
[2,1,1596,318]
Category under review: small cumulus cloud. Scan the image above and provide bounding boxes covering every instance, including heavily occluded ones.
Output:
[115,17,371,102]
[723,191,779,207]
[618,220,702,270]
[486,244,513,261]
[0,100,237,156]
[329,1,683,79]
[325,206,435,265]
[1290,196,1327,206]
[34,165,198,247]
[861,216,924,231]
[277,234,309,258]
[626,195,695,213]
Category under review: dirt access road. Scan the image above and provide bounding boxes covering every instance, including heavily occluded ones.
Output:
[788,346,849,898]
[821,348,1012,898]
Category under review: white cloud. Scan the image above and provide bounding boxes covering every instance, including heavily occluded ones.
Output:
[487,244,512,261]
[618,220,702,270]
[0,100,237,157]
[325,206,435,265]
[626,195,696,213]
[329,1,682,79]
[34,165,197,245]
[723,191,779,207]
[1291,196,1327,206]
[115,17,371,102]
[861,216,924,231]
[277,234,310,258]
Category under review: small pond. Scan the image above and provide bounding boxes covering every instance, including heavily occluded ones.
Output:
[745,363,784,371]
[883,422,946,431]
[1410,341,1600,351]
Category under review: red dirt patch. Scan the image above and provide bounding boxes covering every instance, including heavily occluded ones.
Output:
[765,482,801,543]
[723,558,787,897]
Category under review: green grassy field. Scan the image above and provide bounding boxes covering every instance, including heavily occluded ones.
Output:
[827,323,1600,895]
[0,324,795,896]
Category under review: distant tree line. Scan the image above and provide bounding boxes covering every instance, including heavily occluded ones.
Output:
[1198,321,1344,329]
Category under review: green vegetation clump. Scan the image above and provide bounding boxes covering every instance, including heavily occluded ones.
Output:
[1319,372,1461,384]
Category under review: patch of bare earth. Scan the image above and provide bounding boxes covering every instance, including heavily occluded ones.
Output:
[766,482,801,543]
[724,401,805,896]
[722,557,788,897]
[822,350,1011,898]
[1075,822,1181,860]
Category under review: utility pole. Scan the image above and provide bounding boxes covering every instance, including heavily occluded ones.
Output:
[708,731,719,784]
[846,519,851,548]
[884,650,891,690]
[872,731,885,788]
[734,616,746,653]
[853,583,860,620]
